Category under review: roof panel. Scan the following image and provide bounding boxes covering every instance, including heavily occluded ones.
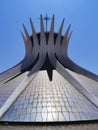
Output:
[1,70,98,122]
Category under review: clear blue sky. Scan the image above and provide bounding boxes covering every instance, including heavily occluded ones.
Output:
[0,0,98,74]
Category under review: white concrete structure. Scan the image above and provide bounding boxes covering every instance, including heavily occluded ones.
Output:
[0,15,98,122]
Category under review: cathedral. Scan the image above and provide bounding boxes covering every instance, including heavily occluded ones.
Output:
[0,15,98,123]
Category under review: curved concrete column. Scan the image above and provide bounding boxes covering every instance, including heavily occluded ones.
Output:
[0,63,22,83]
[61,24,71,55]
[55,22,98,81]
[48,15,57,68]
[30,18,39,58]
[28,15,47,76]
[63,57,98,81]
[55,19,64,55]
[0,19,39,83]
[0,71,38,118]
[21,25,33,69]
[55,61,98,108]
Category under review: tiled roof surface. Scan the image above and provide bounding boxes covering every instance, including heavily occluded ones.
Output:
[0,70,98,122]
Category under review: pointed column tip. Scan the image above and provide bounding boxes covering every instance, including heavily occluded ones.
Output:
[68,24,71,30]
[29,17,32,22]
[68,30,73,39]
[20,30,23,36]
[53,14,55,18]
[62,18,65,23]
[60,18,65,27]
[40,14,43,19]
[52,15,55,21]
[23,23,27,29]
[22,23,25,29]
[20,31,26,42]
[22,24,27,36]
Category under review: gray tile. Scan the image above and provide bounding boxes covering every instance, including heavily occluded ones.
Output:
[31,113,36,121]
[47,112,54,121]
[52,112,59,121]
[41,113,47,122]
[1,70,98,122]
[36,113,42,121]
[24,114,31,122]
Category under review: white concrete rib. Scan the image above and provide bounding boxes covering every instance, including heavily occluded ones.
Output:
[28,15,46,77]
[40,15,46,53]
[0,63,22,83]
[0,24,33,83]
[44,16,98,107]
[61,24,71,55]
[56,52,98,81]
[48,15,57,68]
[24,18,39,67]
[0,71,38,118]
[21,24,33,69]
[0,19,39,83]
[55,61,98,108]
[55,22,98,81]
[30,18,39,57]
[55,19,64,54]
